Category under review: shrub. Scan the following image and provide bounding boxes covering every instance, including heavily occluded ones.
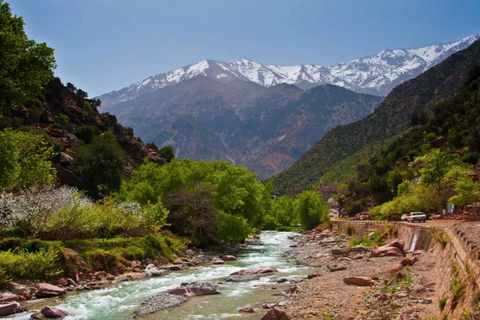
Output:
[73,125,96,144]
[0,247,61,283]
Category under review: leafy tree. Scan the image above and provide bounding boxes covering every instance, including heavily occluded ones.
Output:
[146,142,159,150]
[0,1,56,116]
[164,182,219,244]
[294,191,328,229]
[0,129,56,190]
[418,150,455,187]
[70,132,124,199]
[73,125,96,144]
[159,145,175,163]
[270,196,296,226]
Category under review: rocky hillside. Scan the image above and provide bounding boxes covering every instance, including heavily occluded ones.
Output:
[271,39,480,193]
[0,77,162,186]
[100,79,382,179]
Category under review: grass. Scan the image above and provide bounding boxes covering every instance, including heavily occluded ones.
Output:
[0,232,189,285]
[349,230,386,248]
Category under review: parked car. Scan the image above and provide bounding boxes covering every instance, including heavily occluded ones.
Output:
[400,214,408,221]
[407,212,427,223]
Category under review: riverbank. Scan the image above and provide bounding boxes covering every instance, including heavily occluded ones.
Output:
[279,227,441,319]
[1,231,314,319]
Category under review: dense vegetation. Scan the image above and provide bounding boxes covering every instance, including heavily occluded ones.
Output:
[271,39,480,194]
[343,64,480,218]
[0,1,331,287]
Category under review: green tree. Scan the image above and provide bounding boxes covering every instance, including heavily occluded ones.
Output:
[449,178,480,206]
[164,182,219,244]
[73,125,96,144]
[0,129,56,190]
[159,145,175,163]
[418,150,455,187]
[0,1,56,116]
[70,132,124,199]
[294,191,328,229]
[270,196,296,226]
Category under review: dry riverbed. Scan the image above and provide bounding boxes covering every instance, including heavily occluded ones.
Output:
[278,228,441,320]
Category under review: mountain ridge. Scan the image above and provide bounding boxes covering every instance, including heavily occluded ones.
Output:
[270,38,480,193]
[99,33,480,105]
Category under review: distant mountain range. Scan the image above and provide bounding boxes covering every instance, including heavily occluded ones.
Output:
[98,34,479,179]
[100,33,479,106]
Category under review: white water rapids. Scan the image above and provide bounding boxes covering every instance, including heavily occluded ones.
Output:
[7,231,313,320]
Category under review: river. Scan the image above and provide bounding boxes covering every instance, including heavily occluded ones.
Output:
[8,231,312,320]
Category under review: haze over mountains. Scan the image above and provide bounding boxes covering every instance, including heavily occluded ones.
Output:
[99,34,480,179]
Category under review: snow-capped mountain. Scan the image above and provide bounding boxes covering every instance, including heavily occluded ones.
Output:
[99,33,480,106]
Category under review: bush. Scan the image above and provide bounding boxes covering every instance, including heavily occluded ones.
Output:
[73,125,96,144]
[0,247,61,283]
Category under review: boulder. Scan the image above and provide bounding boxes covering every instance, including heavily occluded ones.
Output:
[94,271,108,280]
[387,263,404,274]
[31,311,44,319]
[66,278,77,286]
[211,257,225,265]
[221,255,238,261]
[41,306,69,318]
[371,246,404,257]
[34,283,66,298]
[401,256,419,266]
[230,268,275,276]
[307,272,322,279]
[0,293,25,303]
[167,286,220,297]
[331,247,370,256]
[387,239,405,252]
[63,248,79,258]
[145,264,165,277]
[0,302,25,316]
[130,260,142,269]
[260,307,291,320]
[163,264,182,271]
[239,306,255,313]
[343,277,375,286]
[285,286,298,294]
[57,278,68,286]
[327,264,347,272]
[6,282,30,299]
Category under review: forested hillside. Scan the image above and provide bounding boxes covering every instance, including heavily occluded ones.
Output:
[271,39,480,194]
[345,63,480,218]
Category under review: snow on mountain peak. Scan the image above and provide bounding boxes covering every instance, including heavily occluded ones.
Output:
[100,33,480,105]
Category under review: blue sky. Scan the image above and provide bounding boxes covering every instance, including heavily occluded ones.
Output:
[9,0,480,97]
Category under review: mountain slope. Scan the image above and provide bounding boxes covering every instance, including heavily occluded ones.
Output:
[103,77,382,178]
[271,39,480,193]
[99,33,479,106]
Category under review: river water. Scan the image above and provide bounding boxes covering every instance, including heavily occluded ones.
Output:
[8,231,312,320]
